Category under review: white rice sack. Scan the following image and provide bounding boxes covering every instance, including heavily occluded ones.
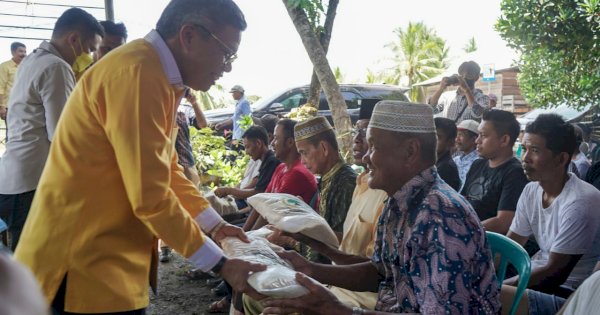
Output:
[221,236,309,298]
[247,227,284,252]
[247,226,274,239]
[247,193,339,248]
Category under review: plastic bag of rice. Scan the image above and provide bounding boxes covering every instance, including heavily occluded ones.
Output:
[247,193,339,248]
[221,235,309,298]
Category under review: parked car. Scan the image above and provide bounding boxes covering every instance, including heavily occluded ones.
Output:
[516,104,591,131]
[204,84,409,126]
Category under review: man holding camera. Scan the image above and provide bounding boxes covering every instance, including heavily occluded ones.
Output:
[428,60,490,124]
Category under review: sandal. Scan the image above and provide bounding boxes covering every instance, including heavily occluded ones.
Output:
[207,297,230,313]
[183,269,213,281]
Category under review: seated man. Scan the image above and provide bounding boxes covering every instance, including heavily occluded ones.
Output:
[461,110,528,234]
[572,124,590,179]
[505,114,600,296]
[294,116,357,244]
[243,99,386,315]
[214,126,280,203]
[243,118,318,231]
[500,258,600,315]
[453,119,480,190]
[261,102,500,315]
[434,117,461,191]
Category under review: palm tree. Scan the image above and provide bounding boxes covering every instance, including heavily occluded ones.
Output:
[385,22,449,101]
[333,66,345,83]
[463,37,478,53]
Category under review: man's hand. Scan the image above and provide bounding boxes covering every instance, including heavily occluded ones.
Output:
[457,75,470,93]
[211,222,250,243]
[276,250,313,277]
[220,258,267,300]
[185,91,197,104]
[438,76,451,90]
[261,273,350,315]
[0,106,6,120]
[213,187,230,198]
[266,228,298,248]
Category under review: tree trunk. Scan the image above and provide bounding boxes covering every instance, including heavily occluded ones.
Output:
[283,0,353,160]
[306,0,339,110]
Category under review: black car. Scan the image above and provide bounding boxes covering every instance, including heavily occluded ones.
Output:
[204,84,409,126]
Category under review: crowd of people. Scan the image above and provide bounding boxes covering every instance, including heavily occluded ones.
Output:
[1,1,599,315]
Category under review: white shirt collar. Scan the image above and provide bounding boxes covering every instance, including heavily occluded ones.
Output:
[144,30,184,88]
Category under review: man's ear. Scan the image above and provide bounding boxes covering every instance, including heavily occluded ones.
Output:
[500,134,512,148]
[319,140,329,157]
[286,137,295,149]
[405,137,421,164]
[557,152,571,169]
[179,23,196,51]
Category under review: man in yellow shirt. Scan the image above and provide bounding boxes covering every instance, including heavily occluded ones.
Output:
[0,42,26,122]
[15,0,265,314]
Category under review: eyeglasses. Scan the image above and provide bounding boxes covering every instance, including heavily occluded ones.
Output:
[352,127,367,138]
[195,24,238,65]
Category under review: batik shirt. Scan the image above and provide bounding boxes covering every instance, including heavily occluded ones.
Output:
[318,161,357,233]
[453,150,480,191]
[309,161,356,263]
[432,88,490,123]
[372,167,500,314]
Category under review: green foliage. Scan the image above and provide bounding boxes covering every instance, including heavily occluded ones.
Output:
[189,127,249,187]
[496,0,600,108]
[463,36,478,53]
[238,114,254,132]
[287,0,325,31]
[384,22,449,101]
[333,66,345,83]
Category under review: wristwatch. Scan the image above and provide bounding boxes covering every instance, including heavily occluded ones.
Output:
[209,255,228,276]
[352,307,365,315]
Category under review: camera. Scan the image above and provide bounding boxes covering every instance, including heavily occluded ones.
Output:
[445,75,459,85]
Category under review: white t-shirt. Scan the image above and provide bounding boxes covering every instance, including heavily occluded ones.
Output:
[562,270,600,315]
[240,159,261,189]
[510,173,600,289]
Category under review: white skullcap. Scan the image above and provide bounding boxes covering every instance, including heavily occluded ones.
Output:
[369,101,435,134]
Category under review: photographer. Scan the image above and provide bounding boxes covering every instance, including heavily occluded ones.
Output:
[428,60,490,123]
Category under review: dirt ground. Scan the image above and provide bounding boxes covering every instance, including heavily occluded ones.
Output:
[147,253,223,315]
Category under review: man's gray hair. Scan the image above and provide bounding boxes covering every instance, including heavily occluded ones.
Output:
[156,0,247,39]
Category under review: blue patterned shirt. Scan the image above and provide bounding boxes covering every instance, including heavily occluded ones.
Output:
[453,150,480,191]
[372,166,500,314]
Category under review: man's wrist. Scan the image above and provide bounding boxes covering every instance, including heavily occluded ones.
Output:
[209,220,226,237]
[210,255,228,276]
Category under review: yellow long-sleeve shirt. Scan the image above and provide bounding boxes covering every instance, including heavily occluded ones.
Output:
[15,32,223,313]
[0,58,18,108]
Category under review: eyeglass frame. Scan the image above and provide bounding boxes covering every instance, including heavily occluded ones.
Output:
[194,23,238,65]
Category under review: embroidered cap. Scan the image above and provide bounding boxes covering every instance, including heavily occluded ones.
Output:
[294,116,334,142]
[369,101,435,134]
[457,119,480,135]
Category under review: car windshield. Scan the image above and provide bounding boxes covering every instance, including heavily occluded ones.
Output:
[251,87,292,111]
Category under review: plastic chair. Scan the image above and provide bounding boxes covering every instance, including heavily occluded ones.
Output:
[486,231,531,315]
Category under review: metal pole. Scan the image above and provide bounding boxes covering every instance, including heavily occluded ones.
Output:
[104,0,114,21]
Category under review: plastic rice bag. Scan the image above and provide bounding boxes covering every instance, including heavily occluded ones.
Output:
[247,193,339,248]
[221,235,309,298]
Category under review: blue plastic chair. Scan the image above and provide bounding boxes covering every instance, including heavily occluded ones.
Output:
[486,231,531,315]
